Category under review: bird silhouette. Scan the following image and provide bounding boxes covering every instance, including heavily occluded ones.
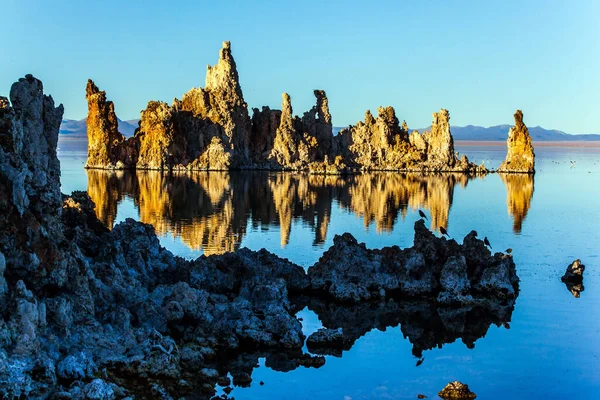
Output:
[418,210,428,220]
[440,227,449,237]
[484,237,492,249]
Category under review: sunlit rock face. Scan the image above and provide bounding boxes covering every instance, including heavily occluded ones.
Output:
[85,80,137,169]
[500,174,534,233]
[340,107,485,173]
[82,41,505,174]
[422,109,456,168]
[269,93,299,167]
[497,110,535,173]
[136,101,184,169]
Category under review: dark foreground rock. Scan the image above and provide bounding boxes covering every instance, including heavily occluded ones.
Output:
[1,76,520,398]
[561,259,585,298]
[307,223,519,304]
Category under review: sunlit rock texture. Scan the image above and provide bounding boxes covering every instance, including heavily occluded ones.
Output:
[84,41,526,174]
[85,79,137,168]
[497,110,535,173]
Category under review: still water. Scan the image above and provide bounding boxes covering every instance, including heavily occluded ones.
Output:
[58,141,600,399]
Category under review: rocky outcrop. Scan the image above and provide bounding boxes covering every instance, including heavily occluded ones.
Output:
[85,79,137,169]
[4,76,522,397]
[340,107,486,173]
[82,41,528,174]
[250,106,281,163]
[561,259,585,298]
[497,110,535,173]
[307,220,519,304]
[422,109,456,168]
[269,93,299,166]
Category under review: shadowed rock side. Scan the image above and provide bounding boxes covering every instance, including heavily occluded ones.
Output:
[1,76,520,398]
[500,173,534,233]
[85,171,485,254]
[84,41,529,174]
[497,110,535,173]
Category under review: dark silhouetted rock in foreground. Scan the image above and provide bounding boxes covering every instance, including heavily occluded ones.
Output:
[1,75,521,399]
[308,220,519,304]
[497,110,535,173]
[561,259,585,298]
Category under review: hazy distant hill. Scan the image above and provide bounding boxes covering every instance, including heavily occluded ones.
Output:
[60,118,139,138]
[334,124,600,141]
[61,119,599,142]
[414,125,600,141]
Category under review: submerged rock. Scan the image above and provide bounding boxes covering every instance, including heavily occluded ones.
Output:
[497,110,535,173]
[438,381,476,399]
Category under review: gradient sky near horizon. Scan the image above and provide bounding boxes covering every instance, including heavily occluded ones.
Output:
[1,0,599,133]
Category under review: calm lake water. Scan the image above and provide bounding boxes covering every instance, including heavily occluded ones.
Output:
[58,140,600,399]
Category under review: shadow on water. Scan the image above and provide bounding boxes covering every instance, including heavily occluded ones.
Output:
[86,170,534,254]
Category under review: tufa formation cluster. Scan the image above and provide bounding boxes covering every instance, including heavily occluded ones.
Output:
[84,41,534,174]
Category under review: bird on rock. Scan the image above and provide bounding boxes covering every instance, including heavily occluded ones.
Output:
[440,227,449,237]
[484,237,492,249]
[419,210,428,220]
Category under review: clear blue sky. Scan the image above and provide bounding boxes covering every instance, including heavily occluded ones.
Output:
[2,0,599,133]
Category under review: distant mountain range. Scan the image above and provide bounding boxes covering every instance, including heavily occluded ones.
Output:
[60,118,138,138]
[61,119,600,142]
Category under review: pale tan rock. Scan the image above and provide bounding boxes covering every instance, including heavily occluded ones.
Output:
[497,110,535,173]
[136,101,184,170]
[85,80,136,169]
[269,93,298,167]
[422,109,456,168]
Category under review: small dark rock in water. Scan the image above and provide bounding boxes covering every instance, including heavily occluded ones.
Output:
[417,394,427,399]
[561,259,585,284]
[438,381,476,399]
[561,259,586,298]
[260,381,264,386]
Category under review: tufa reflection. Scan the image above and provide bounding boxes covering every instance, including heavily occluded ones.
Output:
[86,171,533,254]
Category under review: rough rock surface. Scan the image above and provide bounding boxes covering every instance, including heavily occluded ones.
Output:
[438,381,477,399]
[339,107,486,173]
[497,110,535,173]
[1,75,521,398]
[83,41,524,174]
[307,220,519,304]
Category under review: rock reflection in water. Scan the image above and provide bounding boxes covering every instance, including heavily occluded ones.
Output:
[500,173,534,233]
[299,297,515,358]
[86,170,533,254]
